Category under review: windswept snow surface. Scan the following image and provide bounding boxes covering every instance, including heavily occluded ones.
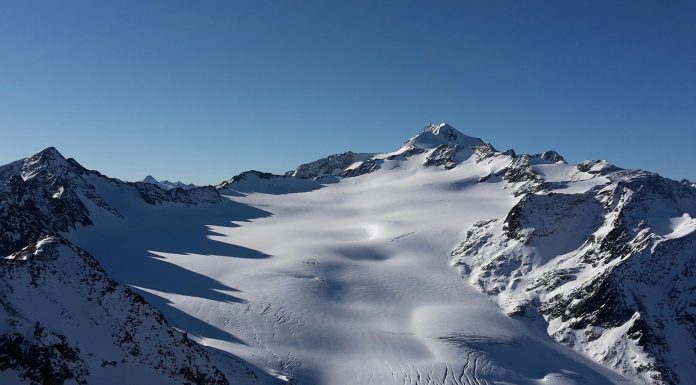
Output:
[71,150,632,385]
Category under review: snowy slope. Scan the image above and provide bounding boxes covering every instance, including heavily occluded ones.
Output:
[69,124,639,385]
[2,123,694,385]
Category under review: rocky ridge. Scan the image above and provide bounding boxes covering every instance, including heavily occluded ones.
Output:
[451,160,696,384]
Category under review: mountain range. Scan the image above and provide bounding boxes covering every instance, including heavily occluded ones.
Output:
[140,175,198,191]
[1,123,694,385]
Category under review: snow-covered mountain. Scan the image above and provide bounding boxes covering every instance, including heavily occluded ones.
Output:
[451,165,696,384]
[1,236,230,385]
[0,148,280,385]
[1,123,695,385]
[141,175,198,190]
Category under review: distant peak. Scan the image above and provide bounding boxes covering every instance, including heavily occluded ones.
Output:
[537,150,566,164]
[140,175,197,190]
[405,123,484,149]
[142,175,159,183]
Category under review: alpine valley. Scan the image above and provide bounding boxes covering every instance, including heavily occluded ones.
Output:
[1,123,694,385]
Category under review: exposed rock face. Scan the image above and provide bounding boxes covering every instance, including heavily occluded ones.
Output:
[451,167,696,385]
[338,159,383,178]
[133,183,221,205]
[0,323,89,385]
[217,170,284,189]
[285,151,373,179]
[474,145,569,196]
[217,170,321,194]
[536,150,566,164]
[423,144,469,169]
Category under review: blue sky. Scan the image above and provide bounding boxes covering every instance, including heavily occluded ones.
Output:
[1,1,695,184]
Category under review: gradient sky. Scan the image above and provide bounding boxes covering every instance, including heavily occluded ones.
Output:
[1,1,695,185]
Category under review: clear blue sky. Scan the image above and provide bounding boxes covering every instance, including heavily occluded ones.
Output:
[1,1,695,184]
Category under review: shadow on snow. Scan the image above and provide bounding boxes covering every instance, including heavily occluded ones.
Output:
[72,198,272,345]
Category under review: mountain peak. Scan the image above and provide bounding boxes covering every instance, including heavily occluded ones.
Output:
[34,146,67,161]
[423,122,457,135]
[20,147,73,181]
[404,123,484,149]
[142,175,159,184]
